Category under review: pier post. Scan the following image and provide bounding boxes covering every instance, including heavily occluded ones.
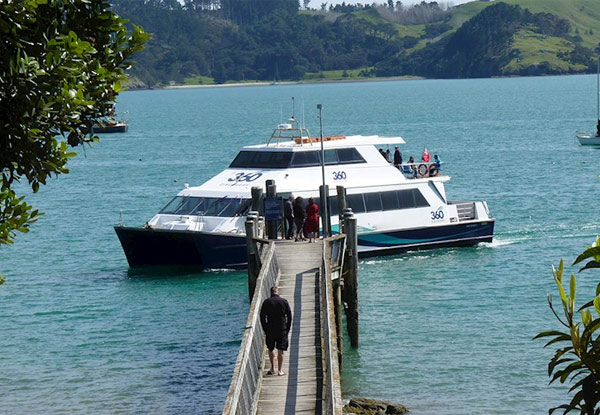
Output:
[245,213,259,300]
[336,185,347,234]
[343,210,359,348]
[251,187,263,215]
[319,185,331,237]
[265,180,278,240]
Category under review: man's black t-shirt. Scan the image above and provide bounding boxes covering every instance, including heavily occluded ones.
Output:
[260,294,292,334]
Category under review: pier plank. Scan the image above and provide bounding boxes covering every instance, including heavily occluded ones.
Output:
[256,240,323,415]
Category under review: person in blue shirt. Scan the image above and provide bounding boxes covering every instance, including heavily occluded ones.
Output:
[430,154,441,176]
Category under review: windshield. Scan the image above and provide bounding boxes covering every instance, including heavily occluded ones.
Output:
[160,196,251,217]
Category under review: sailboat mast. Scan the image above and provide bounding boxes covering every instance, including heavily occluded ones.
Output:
[596,56,599,122]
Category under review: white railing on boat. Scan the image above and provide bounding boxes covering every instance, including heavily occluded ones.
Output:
[393,162,443,179]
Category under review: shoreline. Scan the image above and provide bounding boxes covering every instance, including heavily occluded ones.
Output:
[155,75,424,90]
[127,72,594,91]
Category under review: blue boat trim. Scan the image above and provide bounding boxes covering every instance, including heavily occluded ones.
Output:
[358,221,495,247]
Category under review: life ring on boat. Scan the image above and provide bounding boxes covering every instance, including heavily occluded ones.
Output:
[428,163,439,177]
[418,163,429,177]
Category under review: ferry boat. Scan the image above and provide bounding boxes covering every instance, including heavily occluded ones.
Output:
[115,118,494,269]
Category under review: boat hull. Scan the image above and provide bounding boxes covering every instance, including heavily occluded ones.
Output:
[94,124,128,133]
[114,226,248,269]
[357,219,494,256]
[115,220,494,269]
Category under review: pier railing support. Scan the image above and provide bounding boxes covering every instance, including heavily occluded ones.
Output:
[343,210,359,348]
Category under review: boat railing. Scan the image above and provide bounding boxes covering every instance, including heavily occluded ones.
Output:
[266,117,313,147]
[396,162,442,179]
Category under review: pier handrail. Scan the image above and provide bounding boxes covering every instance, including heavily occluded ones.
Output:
[222,241,279,415]
[321,236,345,415]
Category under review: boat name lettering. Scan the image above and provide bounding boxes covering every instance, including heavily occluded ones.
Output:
[332,171,347,181]
[227,172,263,182]
[431,207,444,221]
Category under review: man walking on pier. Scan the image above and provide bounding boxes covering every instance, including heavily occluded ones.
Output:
[260,286,292,376]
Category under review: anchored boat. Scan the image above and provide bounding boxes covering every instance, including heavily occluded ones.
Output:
[576,57,600,146]
[115,117,494,269]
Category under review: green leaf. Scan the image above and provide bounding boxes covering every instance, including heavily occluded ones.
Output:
[573,246,600,264]
[569,274,576,303]
[578,260,600,272]
[595,296,600,316]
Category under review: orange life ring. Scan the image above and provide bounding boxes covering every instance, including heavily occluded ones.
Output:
[428,163,439,177]
[418,163,429,177]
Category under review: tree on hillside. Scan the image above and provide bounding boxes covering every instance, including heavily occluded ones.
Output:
[0,0,149,245]
[536,239,600,414]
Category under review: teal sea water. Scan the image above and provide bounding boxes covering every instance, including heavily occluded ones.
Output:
[2,75,600,414]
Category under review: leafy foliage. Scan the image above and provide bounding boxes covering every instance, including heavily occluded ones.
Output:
[535,238,600,415]
[0,0,149,244]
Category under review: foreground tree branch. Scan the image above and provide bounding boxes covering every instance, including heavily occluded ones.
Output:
[0,0,149,244]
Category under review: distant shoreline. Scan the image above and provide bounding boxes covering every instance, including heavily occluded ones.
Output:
[157,75,424,90]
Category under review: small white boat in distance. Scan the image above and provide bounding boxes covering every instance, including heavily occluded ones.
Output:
[577,57,600,146]
[576,130,600,146]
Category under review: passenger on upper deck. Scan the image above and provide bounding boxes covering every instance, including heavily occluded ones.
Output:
[379,148,388,161]
[421,148,431,163]
[429,154,441,177]
[393,146,402,169]
[408,156,417,178]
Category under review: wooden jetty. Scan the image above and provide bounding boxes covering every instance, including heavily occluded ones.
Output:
[223,185,359,415]
[223,232,355,413]
[257,240,324,414]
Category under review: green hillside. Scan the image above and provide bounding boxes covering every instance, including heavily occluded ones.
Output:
[115,0,600,87]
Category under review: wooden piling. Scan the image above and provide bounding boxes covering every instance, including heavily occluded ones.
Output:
[251,187,263,214]
[343,210,359,348]
[265,180,277,240]
[245,214,258,300]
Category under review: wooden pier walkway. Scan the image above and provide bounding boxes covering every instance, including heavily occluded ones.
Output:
[257,240,323,414]
[222,234,347,415]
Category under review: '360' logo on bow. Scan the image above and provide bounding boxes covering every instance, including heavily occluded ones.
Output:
[228,172,263,183]
[430,207,444,221]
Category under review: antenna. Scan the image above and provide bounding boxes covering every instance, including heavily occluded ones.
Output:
[291,96,295,120]
[302,99,305,128]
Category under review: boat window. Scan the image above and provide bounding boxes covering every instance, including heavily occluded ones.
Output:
[364,193,383,211]
[381,191,400,211]
[160,196,202,215]
[324,149,339,165]
[160,196,251,217]
[291,151,321,167]
[346,193,366,213]
[229,151,293,168]
[337,148,365,163]
[397,189,429,209]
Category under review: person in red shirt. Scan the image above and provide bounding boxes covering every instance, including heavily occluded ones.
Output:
[305,197,319,243]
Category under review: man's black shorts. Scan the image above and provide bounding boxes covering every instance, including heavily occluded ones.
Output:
[266,331,289,351]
